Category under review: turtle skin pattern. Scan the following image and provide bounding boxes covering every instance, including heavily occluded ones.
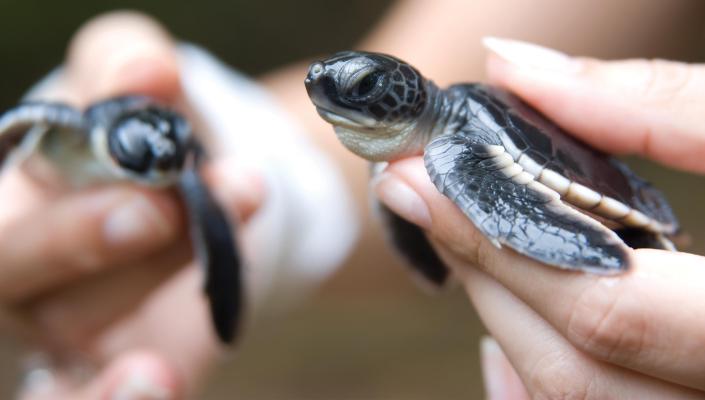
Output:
[426,134,627,272]
[424,84,678,272]
[453,84,678,229]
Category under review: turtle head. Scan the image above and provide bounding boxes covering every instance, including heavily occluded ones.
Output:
[107,107,190,184]
[305,51,431,161]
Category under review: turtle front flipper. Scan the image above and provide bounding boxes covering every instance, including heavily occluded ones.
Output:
[424,134,631,274]
[179,154,242,344]
[377,202,450,286]
[0,102,85,169]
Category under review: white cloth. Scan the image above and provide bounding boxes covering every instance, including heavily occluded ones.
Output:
[177,45,358,307]
[23,45,359,309]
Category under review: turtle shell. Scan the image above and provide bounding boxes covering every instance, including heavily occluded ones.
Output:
[424,83,678,273]
[442,83,678,234]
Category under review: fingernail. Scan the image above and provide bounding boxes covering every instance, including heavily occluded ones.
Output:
[481,336,507,400]
[112,369,173,400]
[100,55,179,100]
[104,194,172,247]
[210,159,266,218]
[18,353,57,396]
[483,37,580,73]
[373,173,432,229]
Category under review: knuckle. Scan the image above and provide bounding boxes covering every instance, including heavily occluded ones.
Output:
[566,280,649,363]
[528,351,596,400]
[29,304,91,349]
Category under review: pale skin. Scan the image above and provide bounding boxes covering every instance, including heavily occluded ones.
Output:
[378,42,705,398]
[1,1,704,398]
[1,15,265,400]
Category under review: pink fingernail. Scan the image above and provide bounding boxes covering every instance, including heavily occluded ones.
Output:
[373,173,432,230]
[481,336,507,400]
[483,37,581,73]
[103,194,172,247]
[209,158,267,213]
[112,369,173,400]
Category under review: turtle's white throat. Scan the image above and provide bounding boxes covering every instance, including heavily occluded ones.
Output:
[331,81,452,162]
[333,122,421,162]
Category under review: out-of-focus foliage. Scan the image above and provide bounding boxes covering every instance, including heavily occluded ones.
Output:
[0,0,389,108]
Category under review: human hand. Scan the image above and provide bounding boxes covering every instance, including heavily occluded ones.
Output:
[0,12,264,399]
[373,38,705,399]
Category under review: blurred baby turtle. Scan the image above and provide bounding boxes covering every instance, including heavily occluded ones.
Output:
[305,51,678,285]
[0,96,241,344]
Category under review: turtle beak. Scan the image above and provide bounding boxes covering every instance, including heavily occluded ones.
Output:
[304,61,343,118]
[304,61,325,87]
[304,62,377,129]
[304,61,329,107]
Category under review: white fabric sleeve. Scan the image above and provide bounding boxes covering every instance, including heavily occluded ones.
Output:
[177,44,359,307]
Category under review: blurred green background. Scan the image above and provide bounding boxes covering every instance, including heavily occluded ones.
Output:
[0,1,704,399]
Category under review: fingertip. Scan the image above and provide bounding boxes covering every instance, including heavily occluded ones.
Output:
[383,157,433,192]
[383,157,450,210]
[67,10,181,103]
[372,169,432,230]
[206,158,267,222]
[98,351,183,400]
[481,336,531,400]
[100,188,182,250]
[384,157,491,264]
[484,52,515,87]
[49,186,182,272]
[102,53,181,101]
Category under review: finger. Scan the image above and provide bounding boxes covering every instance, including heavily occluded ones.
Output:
[96,267,221,392]
[380,157,705,390]
[477,247,705,391]
[24,240,189,351]
[0,186,181,302]
[205,157,267,222]
[19,350,182,400]
[483,37,705,173]
[480,336,530,400]
[67,11,180,103]
[462,265,704,399]
[22,163,263,348]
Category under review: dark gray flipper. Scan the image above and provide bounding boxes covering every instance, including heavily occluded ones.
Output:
[0,102,85,168]
[377,203,449,286]
[179,153,241,344]
[461,84,678,232]
[424,134,630,273]
[609,160,679,232]
[615,228,676,251]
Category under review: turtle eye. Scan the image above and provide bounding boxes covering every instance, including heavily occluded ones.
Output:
[349,71,385,99]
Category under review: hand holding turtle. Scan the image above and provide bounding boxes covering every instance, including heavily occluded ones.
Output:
[375,39,705,398]
[0,13,263,399]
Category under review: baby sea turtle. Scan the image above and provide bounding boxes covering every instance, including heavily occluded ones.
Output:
[0,96,241,343]
[305,51,678,284]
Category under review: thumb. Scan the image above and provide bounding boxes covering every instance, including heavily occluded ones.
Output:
[67,11,180,103]
[483,37,705,174]
[19,351,183,400]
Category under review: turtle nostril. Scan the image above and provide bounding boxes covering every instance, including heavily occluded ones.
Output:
[306,62,325,85]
